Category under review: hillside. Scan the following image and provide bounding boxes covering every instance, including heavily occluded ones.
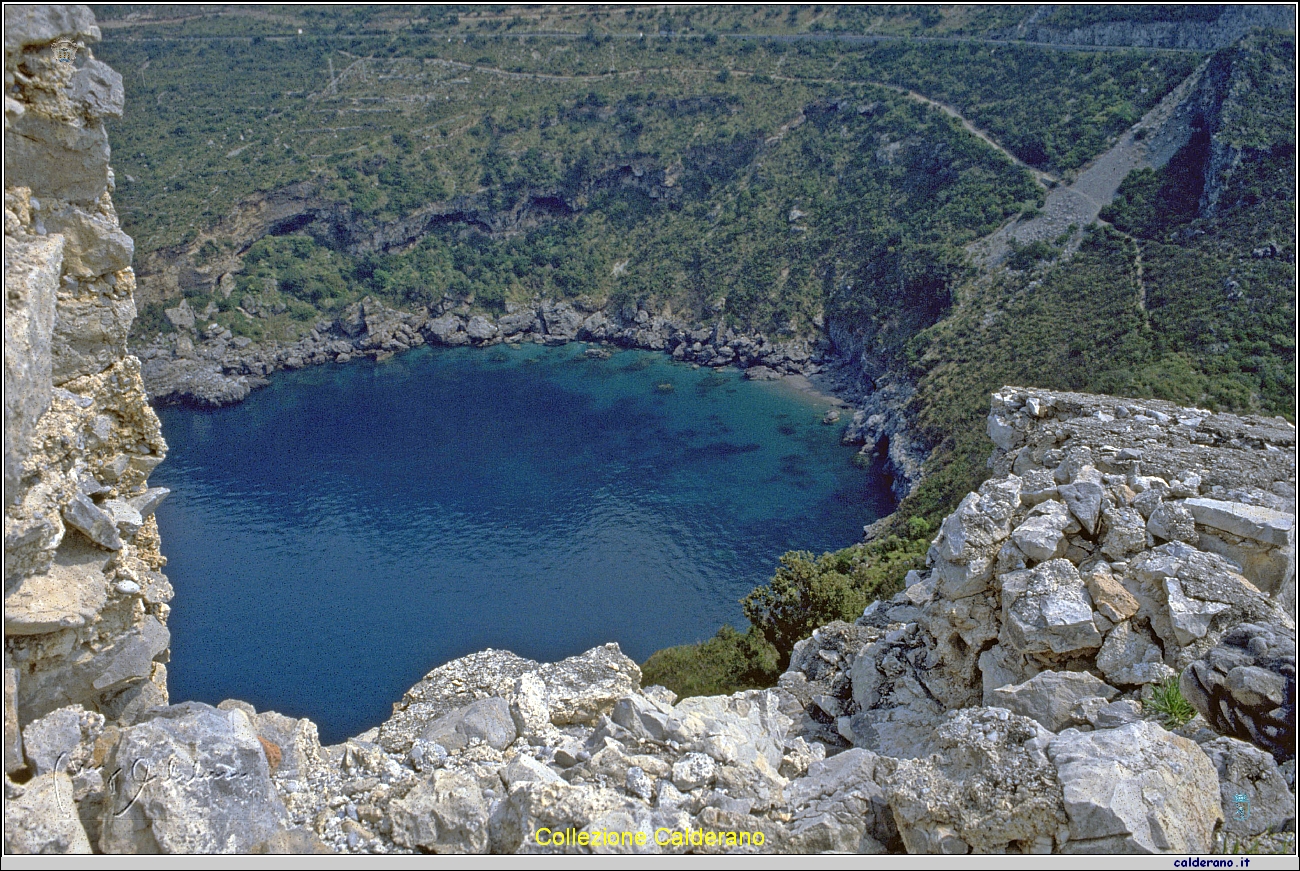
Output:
[82,4,1297,693]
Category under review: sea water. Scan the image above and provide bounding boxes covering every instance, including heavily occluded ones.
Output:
[151,343,893,742]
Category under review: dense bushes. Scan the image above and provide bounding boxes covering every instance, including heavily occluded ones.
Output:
[642,530,928,697]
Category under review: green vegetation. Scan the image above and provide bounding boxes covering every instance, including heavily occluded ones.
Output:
[90,8,1294,700]
[640,625,778,699]
[1041,5,1227,29]
[1146,677,1197,729]
[643,529,928,697]
[843,42,1197,172]
[648,31,1294,698]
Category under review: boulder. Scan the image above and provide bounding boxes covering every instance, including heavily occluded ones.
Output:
[1048,720,1223,853]
[1182,498,1296,600]
[127,487,169,519]
[4,234,61,500]
[4,655,21,776]
[382,644,640,753]
[624,765,654,802]
[1200,736,1296,838]
[498,309,539,336]
[141,358,250,407]
[163,299,196,331]
[4,773,93,854]
[1182,498,1294,547]
[39,203,132,279]
[69,59,125,119]
[488,780,649,854]
[671,752,716,792]
[1100,506,1147,560]
[20,705,101,776]
[664,690,790,772]
[1133,543,1289,661]
[1079,561,1139,623]
[785,748,895,851]
[1181,622,1296,761]
[418,697,517,753]
[1146,502,1198,544]
[1011,501,1074,563]
[534,644,642,726]
[503,753,563,787]
[1058,481,1103,535]
[100,498,142,538]
[610,693,672,743]
[1095,621,1175,687]
[4,112,110,204]
[540,301,583,340]
[931,477,1022,564]
[883,708,1067,854]
[464,315,497,342]
[5,535,110,635]
[422,314,467,346]
[389,769,489,854]
[3,5,101,52]
[509,672,553,743]
[1001,560,1103,655]
[988,671,1119,732]
[99,702,290,853]
[61,492,121,549]
[251,709,323,782]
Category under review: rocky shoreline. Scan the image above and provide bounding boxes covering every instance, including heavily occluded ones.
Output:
[139,296,832,405]
[136,294,923,500]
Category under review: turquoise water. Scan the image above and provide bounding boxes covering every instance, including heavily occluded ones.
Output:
[151,343,892,743]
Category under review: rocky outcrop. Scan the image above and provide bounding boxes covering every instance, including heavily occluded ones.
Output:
[132,157,684,308]
[2,7,318,854]
[137,293,833,409]
[996,6,1294,51]
[4,5,171,748]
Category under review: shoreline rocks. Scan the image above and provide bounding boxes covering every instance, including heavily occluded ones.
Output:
[135,295,836,407]
[7,377,1297,854]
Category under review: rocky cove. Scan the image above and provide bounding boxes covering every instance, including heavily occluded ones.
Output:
[147,341,893,744]
[5,5,1297,857]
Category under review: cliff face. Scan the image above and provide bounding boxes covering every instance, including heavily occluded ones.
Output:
[4,3,170,772]
[999,5,1295,50]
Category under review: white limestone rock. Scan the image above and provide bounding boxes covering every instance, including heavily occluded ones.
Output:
[1001,559,1103,655]
[989,670,1119,733]
[1048,720,1223,853]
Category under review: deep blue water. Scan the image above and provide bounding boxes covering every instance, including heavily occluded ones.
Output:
[151,343,892,743]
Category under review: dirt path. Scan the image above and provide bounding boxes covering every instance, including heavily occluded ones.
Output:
[967,57,1209,266]
[322,58,1052,188]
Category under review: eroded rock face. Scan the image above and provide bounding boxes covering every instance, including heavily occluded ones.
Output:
[883,708,1067,854]
[1048,721,1223,853]
[1182,622,1297,762]
[3,5,183,852]
[98,702,292,853]
[5,6,173,693]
